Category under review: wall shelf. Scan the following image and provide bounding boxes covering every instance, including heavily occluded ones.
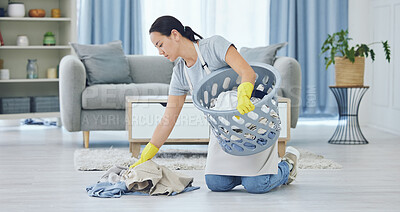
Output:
[0,0,77,120]
[0,79,59,83]
[0,46,71,50]
[0,112,60,119]
[0,17,71,22]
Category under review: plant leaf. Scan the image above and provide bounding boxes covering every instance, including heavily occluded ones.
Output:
[348,47,355,62]
[370,49,375,61]
[356,44,369,57]
[382,41,391,63]
[326,60,333,70]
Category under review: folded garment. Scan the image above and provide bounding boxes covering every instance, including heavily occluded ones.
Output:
[86,160,200,198]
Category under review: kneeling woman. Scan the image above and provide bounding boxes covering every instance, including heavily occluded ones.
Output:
[130,15,299,193]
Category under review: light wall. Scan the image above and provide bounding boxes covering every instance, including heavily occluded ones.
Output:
[349,0,400,135]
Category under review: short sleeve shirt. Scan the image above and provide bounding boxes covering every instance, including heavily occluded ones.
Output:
[168,35,232,96]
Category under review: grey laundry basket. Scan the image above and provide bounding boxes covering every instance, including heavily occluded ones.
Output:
[193,62,281,156]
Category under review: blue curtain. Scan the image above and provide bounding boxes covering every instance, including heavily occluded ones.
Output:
[270,0,348,117]
[78,0,142,54]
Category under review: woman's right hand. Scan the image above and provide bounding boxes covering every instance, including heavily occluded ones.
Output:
[129,142,159,169]
[129,95,186,169]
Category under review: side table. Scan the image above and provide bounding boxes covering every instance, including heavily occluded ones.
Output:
[328,86,369,144]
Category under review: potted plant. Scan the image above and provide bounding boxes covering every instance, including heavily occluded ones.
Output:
[321,29,391,86]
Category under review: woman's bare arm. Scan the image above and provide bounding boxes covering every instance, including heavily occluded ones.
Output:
[225,45,257,84]
[149,94,186,148]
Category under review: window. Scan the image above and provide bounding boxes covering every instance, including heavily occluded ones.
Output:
[142,0,270,55]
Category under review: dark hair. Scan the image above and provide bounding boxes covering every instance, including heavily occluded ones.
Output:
[149,15,203,42]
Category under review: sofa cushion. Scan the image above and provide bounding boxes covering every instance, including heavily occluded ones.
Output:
[239,42,288,65]
[82,83,169,110]
[70,40,132,86]
[126,55,174,84]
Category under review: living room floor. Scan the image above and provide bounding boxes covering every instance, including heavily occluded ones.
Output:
[0,118,399,211]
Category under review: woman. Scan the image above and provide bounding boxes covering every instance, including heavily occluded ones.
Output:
[130,15,299,193]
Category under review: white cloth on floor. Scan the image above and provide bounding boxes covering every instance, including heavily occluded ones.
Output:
[87,162,199,197]
[205,90,280,176]
[121,160,195,196]
[98,161,195,195]
[99,165,128,183]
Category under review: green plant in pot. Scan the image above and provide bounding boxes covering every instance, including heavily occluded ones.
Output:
[321,29,391,86]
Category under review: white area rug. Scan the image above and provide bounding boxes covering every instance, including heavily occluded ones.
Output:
[74,147,342,171]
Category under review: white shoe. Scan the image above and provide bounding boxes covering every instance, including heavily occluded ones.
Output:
[283,146,300,184]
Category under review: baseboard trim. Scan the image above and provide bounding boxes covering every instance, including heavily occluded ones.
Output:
[364,124,400,136]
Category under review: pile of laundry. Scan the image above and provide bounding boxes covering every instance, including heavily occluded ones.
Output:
[208,89,280,145]
[86,160,200,198]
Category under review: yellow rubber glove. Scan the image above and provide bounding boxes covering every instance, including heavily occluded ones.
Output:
[236,82,255,115]
[129,142,159,169]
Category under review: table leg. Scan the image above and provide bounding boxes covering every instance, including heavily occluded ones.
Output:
[278,140,287,157]
[83,131,89,148]
[130,143,141,158]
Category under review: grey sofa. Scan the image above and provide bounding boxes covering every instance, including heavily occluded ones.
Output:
[59,55,301,148]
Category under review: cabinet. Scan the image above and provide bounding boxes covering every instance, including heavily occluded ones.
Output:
[126,96,291,158]
[0,0,76,119]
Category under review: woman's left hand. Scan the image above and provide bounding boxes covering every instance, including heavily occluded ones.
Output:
[236,82,255,115]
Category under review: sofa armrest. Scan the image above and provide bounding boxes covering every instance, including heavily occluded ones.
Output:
[273,56,301,128]
[59,55,86,132]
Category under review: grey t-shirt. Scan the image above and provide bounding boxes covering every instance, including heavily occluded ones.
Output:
[169,35,232,96]
[168,35,279,176]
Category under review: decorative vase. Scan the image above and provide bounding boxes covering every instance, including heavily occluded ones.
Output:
[335,56,365,86]
[43,32,56,46]
[16,35,29,46]
[51,8,61,18]
[46,68,57,78]
[26,59,38,79]
[7,2,25,17]
[0,69,10,80]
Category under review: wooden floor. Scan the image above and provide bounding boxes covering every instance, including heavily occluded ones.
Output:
[0,119,399,211]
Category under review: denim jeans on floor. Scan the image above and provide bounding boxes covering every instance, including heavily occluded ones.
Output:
[205,161,290,194]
